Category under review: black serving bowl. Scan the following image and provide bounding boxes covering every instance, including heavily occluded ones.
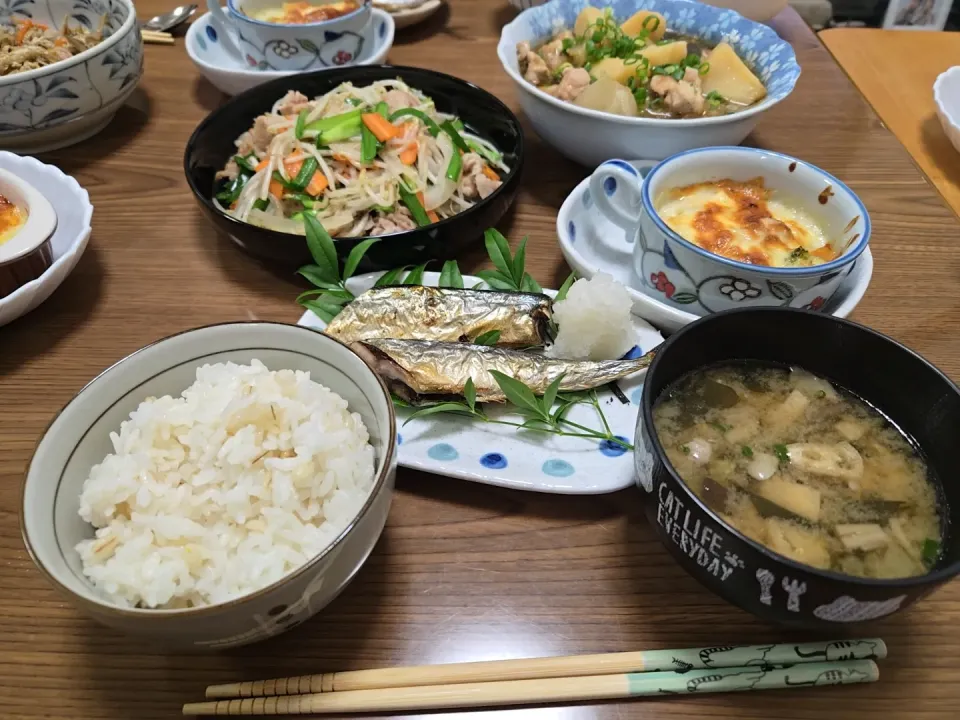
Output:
[184,65,524,272]
[636,307,960,629]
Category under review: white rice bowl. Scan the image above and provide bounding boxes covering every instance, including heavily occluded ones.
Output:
[75,359,376,610]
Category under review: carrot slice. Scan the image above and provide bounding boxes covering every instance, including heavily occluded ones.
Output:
[481,165,500,182]
[284,157,328,196]
[268,180,284,200]
[15,21,32,45]
[362,113,401,142]
[399,145,418,165]
[255,158,270,172]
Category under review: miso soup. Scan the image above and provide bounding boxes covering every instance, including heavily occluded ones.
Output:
[652,364,943,579]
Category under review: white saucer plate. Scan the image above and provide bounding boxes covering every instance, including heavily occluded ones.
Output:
[557,160,874,334]
[377,0,443,29]
[0,152,93,328]
[298,270,662,494]
[186,9,396,96]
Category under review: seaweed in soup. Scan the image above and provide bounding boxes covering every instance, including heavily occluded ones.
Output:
[653,363,943,579]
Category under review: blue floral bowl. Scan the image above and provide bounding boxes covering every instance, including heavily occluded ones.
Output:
[0,0,143,152]
[498,0,801,165]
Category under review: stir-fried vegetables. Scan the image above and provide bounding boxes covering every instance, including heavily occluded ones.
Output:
[214,80,510,238]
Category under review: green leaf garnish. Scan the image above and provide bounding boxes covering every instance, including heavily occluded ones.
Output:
[484,229,513,279]
[301,296,349,324]
[464,377,477,412]
[489,370,543,417]
[511,236,528,287]
[403,263,427,286]
[555,272,577,302]
[404,402,478,425]
[475,269,518,291]
[342,239,379,281]
[438,260,464,289]
[922,538,940,567]
[520,274,542,293]
[474,330,501,346]
[303,214,339,286]
[741,446,754,458]
[374,266,409,287]
[541,374,564,413]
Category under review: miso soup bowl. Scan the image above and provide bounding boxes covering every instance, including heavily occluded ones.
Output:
[586,147,870,318]
[636,308,960,629]
[21,322,397,650]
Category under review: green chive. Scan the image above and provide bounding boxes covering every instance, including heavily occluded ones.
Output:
[445,147,462,182]
[233,155,257,175]
[292,157,319,191]
[398,185,431,227]
[374,101,390,119]
[439,120,470,153]
[389,108,441,136]
[741,446,754,458]
[304,108,362,133]
[361,123,379,165]
[294,108,309,140]
[346,97,364,107]
[773,443,789,465]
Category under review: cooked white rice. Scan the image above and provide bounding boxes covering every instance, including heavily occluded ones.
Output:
[75,360,376,610]
[548,273,635,361]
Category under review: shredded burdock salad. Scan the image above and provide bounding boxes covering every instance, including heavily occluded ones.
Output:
[215,80,510,237]
[0,19,104,76]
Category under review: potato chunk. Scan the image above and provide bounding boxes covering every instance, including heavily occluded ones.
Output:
[757,477,822,522]
[621,10,667,41]
[640,40,688,68]
[590,57,635,85]
[573,77,638,116]
[574,7,604,36]
[701,42,767,106]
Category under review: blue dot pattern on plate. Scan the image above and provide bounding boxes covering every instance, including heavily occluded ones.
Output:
[542,459,575,478]
[603,176,617,196]
[397,433,403,445]
[582,189,592,208]
[480,452,507,469]
[197,35,207,51]
[427,443,458,461]
[621,345,643,360]
[206,24,217,42]
[599,437,630,457]
[631,385,644,405]
[378,21,386,38]
[568,220,576,243]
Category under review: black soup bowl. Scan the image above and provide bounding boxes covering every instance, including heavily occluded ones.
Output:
[184,65,524,271]
[636,307,960,629]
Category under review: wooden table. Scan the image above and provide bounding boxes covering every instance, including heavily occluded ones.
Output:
[821,28,960,218]
[2,5,960,719]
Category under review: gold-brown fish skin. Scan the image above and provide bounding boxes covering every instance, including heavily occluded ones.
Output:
[351,338,653,404]
[323,286,552,346]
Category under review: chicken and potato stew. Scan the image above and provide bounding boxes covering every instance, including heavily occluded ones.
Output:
[653,364,943,579]
[517,6,767,119]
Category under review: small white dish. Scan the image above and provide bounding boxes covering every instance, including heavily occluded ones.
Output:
[376,0,443,29]
[0,153,93,328]
[186,8,395,96]
[557,159,874,333]
[934,66,960,155]
[299,271,665,494]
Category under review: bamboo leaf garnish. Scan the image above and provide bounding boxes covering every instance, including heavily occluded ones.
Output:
[464,377,477,412]
[484,229,513,278]
[489,370,543,418]
[475,269,517,291]
[303,213,339,285]
[403,402,478,425]
[555,272,577,302]
[512,236,527,287]
[438,260,464,289]
[541,374,563,415]
[403,263,427,285]
[374,266,409,287]
[474,330,501,346]
[343,239,380,280]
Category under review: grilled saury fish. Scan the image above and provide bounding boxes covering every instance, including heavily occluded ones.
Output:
[323,286,553,346]
[352,338,653,404]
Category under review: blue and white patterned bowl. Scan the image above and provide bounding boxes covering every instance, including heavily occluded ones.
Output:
[187,8,395,95]
[0,0,143,152]
[497,0,801,166]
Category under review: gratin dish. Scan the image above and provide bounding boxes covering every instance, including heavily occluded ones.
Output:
[556,158,874,332]
[184,65,524,271]
[186,8,395,95]
[0,0,143,153]
[497,0,801,166]
[934,66,960,156]
[21,322,397,649]
[0,167,57,298]
[0,152,92,328]
[636,308,960,628]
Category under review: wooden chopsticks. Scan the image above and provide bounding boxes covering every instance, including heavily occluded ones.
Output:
[184,638,885,716]
[142,30,175,45]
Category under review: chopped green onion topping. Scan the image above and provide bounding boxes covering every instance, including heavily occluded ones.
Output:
[741,446,754,458]
[233,155,257,175]
[294,108,309,140]
[292,157,319,191]
[773,443,789,465]
[922,538,940,567]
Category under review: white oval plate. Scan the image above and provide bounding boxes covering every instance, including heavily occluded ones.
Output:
[557,160,875,334]
[298,271,663,494]
[376,0,443,29]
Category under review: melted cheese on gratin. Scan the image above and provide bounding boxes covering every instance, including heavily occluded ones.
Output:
[655,178,835,267]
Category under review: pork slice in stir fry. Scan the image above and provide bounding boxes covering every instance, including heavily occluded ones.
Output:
[459,153,501,200]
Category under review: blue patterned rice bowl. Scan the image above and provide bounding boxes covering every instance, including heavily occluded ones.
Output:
[498,0,801,165]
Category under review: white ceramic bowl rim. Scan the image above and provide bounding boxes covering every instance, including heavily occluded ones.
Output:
[20,321,397,619]
[186,7,394,77]
[934,66,960,127]
[226,0,370,27]
[0,0,137,87]
[0,168,57,265]
[641,146,872,277]
[497,3,800,128]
